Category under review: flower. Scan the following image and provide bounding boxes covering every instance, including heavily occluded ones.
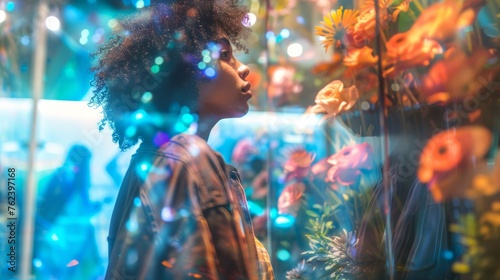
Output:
[420,48,491,101]
[408,1,476,41]
[278,182,306,216]
[314,80,359,116]
[327,143,374,185]
[315,6,360,51]
[267,65,302,103]
[352,0,392,47]
[231,138,258,165]
[417,126,492,202]
[343,46,378,69]
[284,149,315,182]
[384,33,443,76]
[391,0,412,21]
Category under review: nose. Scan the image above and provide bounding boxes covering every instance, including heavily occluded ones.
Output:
[237,63,250,80]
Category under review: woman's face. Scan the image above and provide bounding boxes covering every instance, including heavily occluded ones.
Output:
[197,37,252,119]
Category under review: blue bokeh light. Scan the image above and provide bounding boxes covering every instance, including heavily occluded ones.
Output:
[205,68,216,78]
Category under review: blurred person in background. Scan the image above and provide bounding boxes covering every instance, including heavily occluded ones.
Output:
[34,144,102,279]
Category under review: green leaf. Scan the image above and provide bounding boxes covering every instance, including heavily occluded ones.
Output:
[306,210,320,217]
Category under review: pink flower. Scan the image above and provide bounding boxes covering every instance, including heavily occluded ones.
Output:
[284,149,315,182]
[418,126,492,202]
[278,182,306,216]
[326,143,374,185]
[231,138,258,165]
[314,80,359,116]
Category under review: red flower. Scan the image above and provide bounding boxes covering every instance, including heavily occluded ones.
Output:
[326,143,374,185]
[284,149,315,182]
[278,182,306,216]
[418,126,492,202]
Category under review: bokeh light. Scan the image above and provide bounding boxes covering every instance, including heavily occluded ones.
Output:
[274,215,295,228]
[205,67,216,78]
[155,56,164,65]
[135,0,145,9]
[6,2,15,12]
[21,36,30,46]
[198,62,207,70]
[151,65,160,74]
[277,249,291,261]
[0,10,7,24]
[245,12,257,27]
[81,29,90,37]
[141,91,153,103]
[287,43,303,57]
[45,16,61,32]
[280,28,290,39]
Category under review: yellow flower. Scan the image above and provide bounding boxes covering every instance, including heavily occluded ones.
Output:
[315,6,359,52]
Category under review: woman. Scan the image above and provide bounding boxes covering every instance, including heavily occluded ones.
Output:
[89,1,273,279]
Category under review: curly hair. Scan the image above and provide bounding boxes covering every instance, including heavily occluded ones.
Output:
[89,0,250,150]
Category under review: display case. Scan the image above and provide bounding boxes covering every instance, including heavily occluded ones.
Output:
[1,0,500,279]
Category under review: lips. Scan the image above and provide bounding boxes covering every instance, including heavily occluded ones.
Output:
[242,82,252,95]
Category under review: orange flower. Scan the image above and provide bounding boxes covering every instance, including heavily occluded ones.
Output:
[418,126,492,202]
[327,143,374,185]
[352,0,392,47]
[315,6,359,51]
[384,33,443,76]
[278,182,306,216]
[314,80,359,116]
[343,46,378,69]
[409,1,476,41]
[420,49,491,101]
[284,149,315,182]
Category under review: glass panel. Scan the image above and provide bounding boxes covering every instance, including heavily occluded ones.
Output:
[1,0,499,279]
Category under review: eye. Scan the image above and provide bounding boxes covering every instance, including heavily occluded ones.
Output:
[220,49,231,59]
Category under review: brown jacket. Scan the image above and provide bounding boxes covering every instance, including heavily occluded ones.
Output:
[106,134,273,279]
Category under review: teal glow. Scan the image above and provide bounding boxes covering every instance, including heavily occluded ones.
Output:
[125,126,137,137]
[202,49,210,57]
[135,0,145,8]
[274,215,295,228]
[181,113,194,124]
[33,259,42,268]
[81,29,89,38]
[280,28,290,38]
[247,201,264,216]
[134,111,144,120]
[174,122,186,132]
[277,249,291,261]
[155,56,164,65]
[203,56,211,63]
[79,37,88,45]
[141,92,153,103]
[198,62,206,70]
[134,197,141,207]
[6,2,15,12]
[51,233,59,241]
[140,163,148,171]
[151,65,160,74]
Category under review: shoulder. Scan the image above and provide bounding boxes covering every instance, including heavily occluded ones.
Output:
[156,134,215,162]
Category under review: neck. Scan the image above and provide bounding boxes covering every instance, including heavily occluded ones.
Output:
[195,113,220,141]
